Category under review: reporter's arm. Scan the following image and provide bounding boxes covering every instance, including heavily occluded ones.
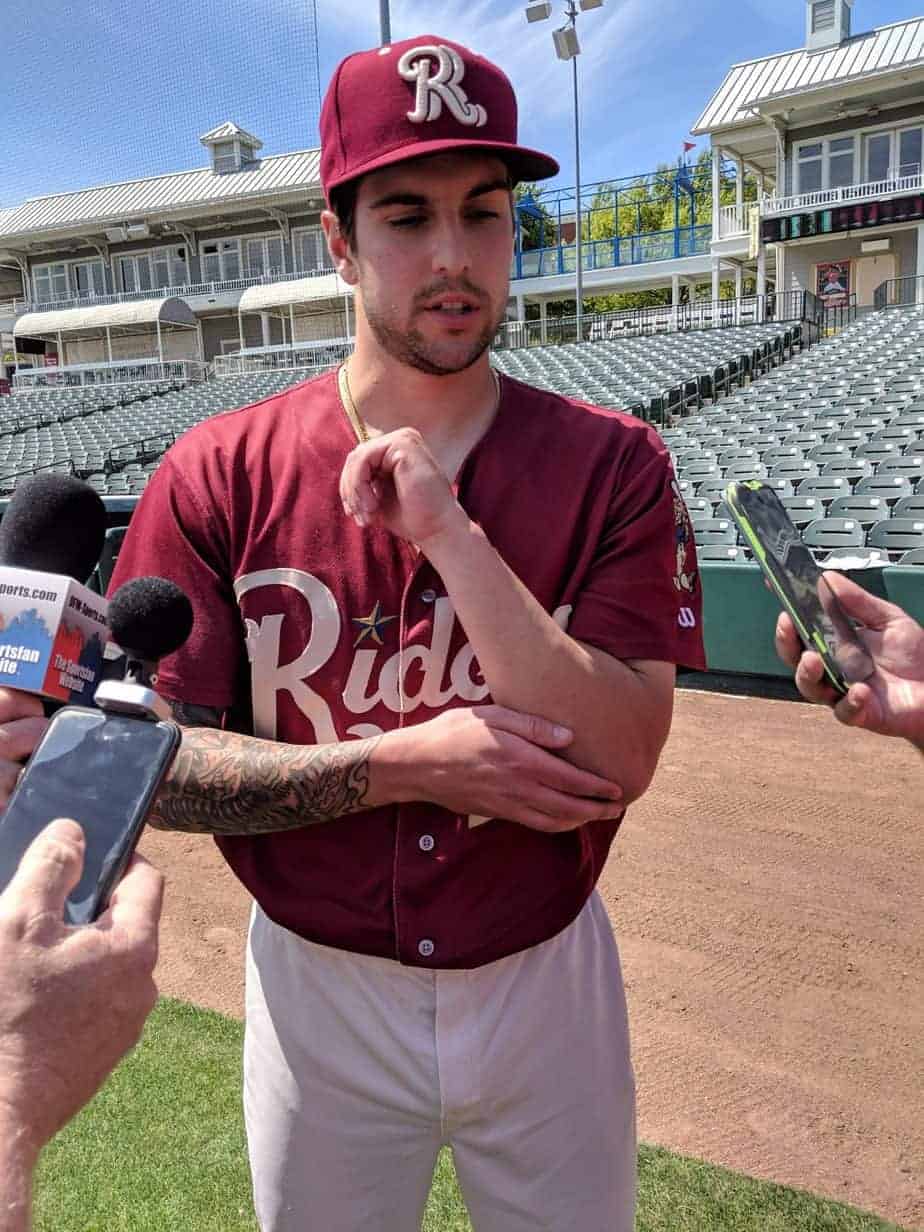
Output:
[775,573,924,752]
[0,821,163,1232]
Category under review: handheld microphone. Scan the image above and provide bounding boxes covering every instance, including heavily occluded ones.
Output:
[0,575,195,924]
[0,474,109,705]
[95,577,194,720]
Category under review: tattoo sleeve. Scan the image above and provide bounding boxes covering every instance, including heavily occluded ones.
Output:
[148,701,383,835]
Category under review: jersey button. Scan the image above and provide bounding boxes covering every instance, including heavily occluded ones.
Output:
[418,939,435,958]
[418,834,435,852]
[420,588,438,604]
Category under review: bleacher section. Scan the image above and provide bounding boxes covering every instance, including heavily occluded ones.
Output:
[3,309,923,570]
[0,370,313,496]
[661,307,924,566]
[493,322,804,420]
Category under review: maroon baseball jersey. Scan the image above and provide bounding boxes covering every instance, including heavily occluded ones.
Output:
[111,368,704,968]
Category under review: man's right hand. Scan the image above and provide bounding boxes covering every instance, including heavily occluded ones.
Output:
[0,690,48,810]
[380,705,625,832]
[775,573,924,750]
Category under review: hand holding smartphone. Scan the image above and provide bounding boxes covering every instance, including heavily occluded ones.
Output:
[0,577,193,924]
[723,480,876,695]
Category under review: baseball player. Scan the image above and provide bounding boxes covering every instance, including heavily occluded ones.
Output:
[103,34,705,1232]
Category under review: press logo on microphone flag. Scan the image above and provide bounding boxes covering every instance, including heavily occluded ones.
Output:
[0,567,109,703]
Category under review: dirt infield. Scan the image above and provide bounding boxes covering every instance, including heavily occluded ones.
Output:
[142,689,923,1230]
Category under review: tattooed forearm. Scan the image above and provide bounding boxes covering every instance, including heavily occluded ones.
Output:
[149,728,383,835]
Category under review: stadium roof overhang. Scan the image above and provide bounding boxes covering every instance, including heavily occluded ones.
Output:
[13,296,197,338]
[238,274,352,313]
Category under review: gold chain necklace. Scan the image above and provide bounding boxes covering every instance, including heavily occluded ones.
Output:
[337,359,501,446]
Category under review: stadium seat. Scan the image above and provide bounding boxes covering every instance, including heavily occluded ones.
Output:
[867,518,924,558]
[780,495,822,529]
[855,475,915,504]
[827,494,888,529]
[821,458,874,483]
[692,518,738,547]
[897,547,924,565]
[798,475,851,506]
[893,494,924,518]
[696,545,745,562]
[802,518,866,553]
[876,456,924,481]
[769,459,819,486]
[696,476,732,502]
[685,497,714,522]
[724,461,768,481]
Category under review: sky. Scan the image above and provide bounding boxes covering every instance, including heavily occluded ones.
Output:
[2,0,924,210]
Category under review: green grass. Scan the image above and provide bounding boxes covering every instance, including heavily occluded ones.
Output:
[34,999,907,1232]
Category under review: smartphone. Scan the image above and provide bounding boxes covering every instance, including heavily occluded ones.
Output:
[724,480,876,695]
[0,707,180,924]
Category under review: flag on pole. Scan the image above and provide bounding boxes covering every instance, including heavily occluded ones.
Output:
[683,141,696,153]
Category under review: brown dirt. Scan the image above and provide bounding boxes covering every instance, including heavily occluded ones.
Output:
[140,689,924,1230]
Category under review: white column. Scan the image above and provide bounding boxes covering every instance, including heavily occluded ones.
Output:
[289,303,296,346]
[757,241,767,299]
[712,144,722,242]
[156,320,163,369]
[671,273,680,329]
[916,222,924,305]
[105,326,113,364]
[734,263,744,300]
[735,155,744,232]
[260,312,271,348]
[712,258,721,304]
[238,312,246,352]
[539,299,548,345]
[776,245,787,299]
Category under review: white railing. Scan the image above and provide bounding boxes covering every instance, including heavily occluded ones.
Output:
[12,358,208,391]
[213,339,352,377]
[18,266,338,316]
[762,171,924,217]
[0,298,28,317]
[718,203,750,238]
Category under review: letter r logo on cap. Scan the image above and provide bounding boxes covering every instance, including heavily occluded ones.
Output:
[398,44,488,128]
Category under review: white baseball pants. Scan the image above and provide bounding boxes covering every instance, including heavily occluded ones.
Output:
[243,892,636,1232]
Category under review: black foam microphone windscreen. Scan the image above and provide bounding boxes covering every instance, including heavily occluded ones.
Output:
[107,577,195,663]
[0,473,107,583]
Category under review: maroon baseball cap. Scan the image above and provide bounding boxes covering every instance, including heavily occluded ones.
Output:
[320,35,559,201]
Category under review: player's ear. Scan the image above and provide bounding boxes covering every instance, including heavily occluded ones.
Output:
[322,210,358,287]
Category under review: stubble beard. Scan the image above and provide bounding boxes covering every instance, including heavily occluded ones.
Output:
[362,290,507,376]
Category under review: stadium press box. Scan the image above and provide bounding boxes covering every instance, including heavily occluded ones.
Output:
[0,567,109,704]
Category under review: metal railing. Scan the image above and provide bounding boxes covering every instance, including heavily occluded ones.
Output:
[494,290,813,349]
[14,265,338,316]
[820,293,858,334]
[213,339,352,377]
[511,225,711,281]
[12,358,208,391]
[762,171,924,217]
[873,276,924,309]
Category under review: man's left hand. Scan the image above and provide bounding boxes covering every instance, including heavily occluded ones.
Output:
[339,428,467,548]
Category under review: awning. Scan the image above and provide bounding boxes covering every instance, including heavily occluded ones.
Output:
[238,274,350,313]
[14,296,197,337]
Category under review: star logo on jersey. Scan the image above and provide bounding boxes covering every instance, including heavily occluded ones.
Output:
[352,600,398,648]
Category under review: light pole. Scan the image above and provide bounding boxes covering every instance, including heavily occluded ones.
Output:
[379,0,391,45]
[524,0,603,344]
